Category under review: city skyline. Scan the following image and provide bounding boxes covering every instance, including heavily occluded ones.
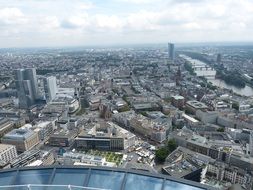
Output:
[1,40,253,189]
[0,0,253,48]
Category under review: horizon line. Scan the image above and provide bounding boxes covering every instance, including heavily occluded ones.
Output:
[1,41,253,50]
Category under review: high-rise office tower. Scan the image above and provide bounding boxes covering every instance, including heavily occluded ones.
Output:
[14,68,39,109]
[216,53,222,64]
[43,76,57,102]
[168,43,175,61]
[24,68,39,99]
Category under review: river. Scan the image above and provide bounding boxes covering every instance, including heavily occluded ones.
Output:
[180,55,253,97]
[207,78,253,97]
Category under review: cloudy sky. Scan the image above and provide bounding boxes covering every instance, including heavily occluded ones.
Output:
[0,0,253,47]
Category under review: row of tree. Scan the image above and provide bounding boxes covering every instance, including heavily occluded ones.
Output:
[155,139,177,163]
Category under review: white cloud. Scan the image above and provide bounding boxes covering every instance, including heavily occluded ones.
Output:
[1,0,253,47]
[61,13,90,29]
[115,0,156,4]
[94,15,123,29]
[126,10,161,31]
[38,16,60,29]
[77,2,94,10]
[0,7,27,25]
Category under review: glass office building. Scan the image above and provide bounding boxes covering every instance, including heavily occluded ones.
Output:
[0,166,213,190]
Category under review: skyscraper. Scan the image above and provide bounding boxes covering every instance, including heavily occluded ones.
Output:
[216,53,222,64]
[44,76,57,102]
[14,68,39,109]
[24,68,39,99]
[168,43,175,61]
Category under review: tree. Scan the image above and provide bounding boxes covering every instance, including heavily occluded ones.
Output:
[155,139,178,164]
[184,62,195,75]
[118,105,130,112]
[207,82,217,90]
[122,95,130,105]
[140,111,148,117]
[217,128,225,132]
[200,82,206,88]
[167,139,177,153]
[232,102,239,111]
[76,108,86,116]
[155,147,169,163]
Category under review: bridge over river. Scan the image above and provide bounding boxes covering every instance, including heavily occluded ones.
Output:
[180,54,253,97]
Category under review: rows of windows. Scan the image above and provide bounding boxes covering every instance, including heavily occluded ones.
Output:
[0,146,17,163]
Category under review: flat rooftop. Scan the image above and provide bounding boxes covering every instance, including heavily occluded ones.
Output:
[186,101,208,109]
[3,129,35,140]
[36,121,51,128]
[51,129,77,138]
[133,103,153,109]
[163,147,213,178]
[182,113,199,123]
[203,132,229,141]
[172,95,185,100]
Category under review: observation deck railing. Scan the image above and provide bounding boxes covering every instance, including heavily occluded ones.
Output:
[0,184,111,190]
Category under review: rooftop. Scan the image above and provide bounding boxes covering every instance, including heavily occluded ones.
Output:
[182,113,199,123]
[172,95,185,100]
[133,103,153,110]
[79,122,135,140]
[51,129,77,138]
[36,121,51,128]
[163,147,213,178]
[186,101,208,109]
[3,129,35,140]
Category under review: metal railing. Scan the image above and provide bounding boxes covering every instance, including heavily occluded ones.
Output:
[0,184,111,190]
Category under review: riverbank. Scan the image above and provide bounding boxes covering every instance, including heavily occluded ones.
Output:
[180,54,253,97]
[180,51,246,88]
[208,78,253,97]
